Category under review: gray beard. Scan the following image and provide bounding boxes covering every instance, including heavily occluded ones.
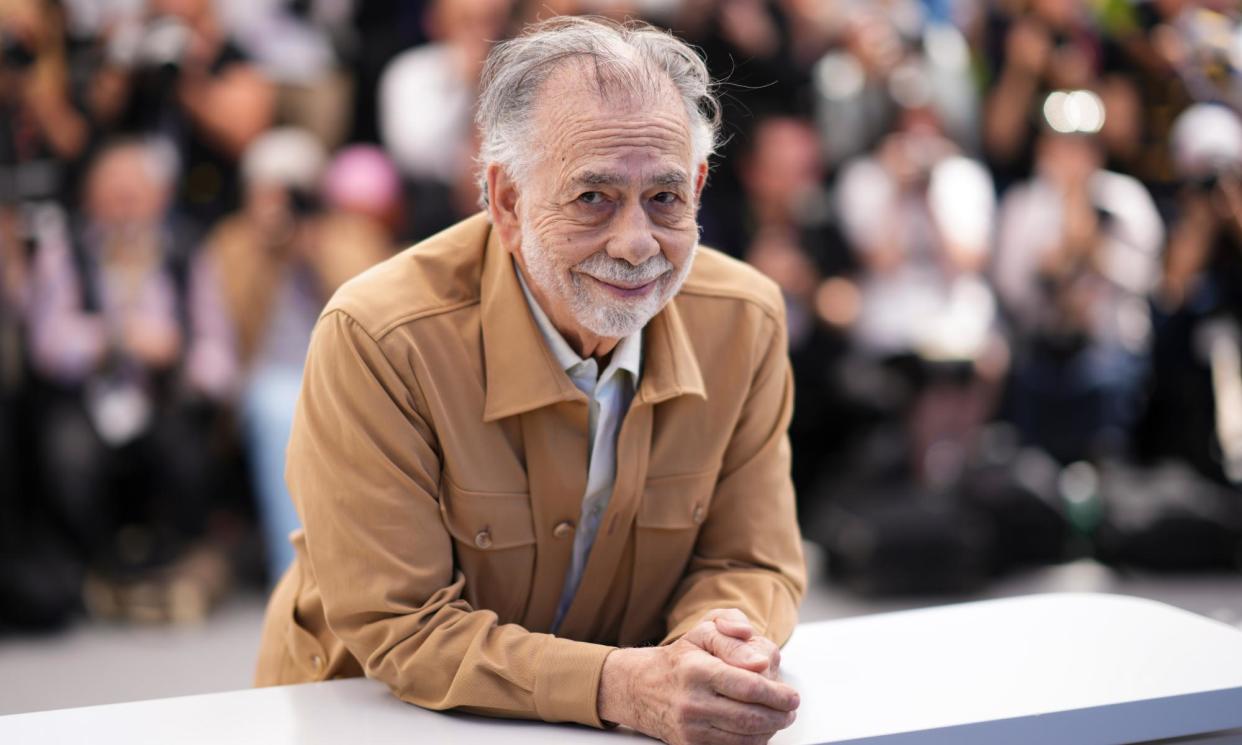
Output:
[520,225,695,339]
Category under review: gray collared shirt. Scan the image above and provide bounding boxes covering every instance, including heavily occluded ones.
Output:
[516,265,642,632]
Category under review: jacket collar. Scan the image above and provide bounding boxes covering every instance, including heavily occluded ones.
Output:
[479,221,706,422]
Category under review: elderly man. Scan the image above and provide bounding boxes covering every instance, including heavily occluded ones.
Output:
[255,17,806,745]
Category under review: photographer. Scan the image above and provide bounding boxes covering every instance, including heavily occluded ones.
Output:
[994,100,1164,462]
[101,0,274,237]
[0,0,98,630]
[26,139,237,622]
[834,103,1002,487]
[983,0,1105,188]
[1140,104,1242,483]
[204,129,389,582]
[0,0,91,207]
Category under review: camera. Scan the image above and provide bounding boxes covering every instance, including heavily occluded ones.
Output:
[289,189,321,218]
[108,16,192,76]
[0,32,35,72]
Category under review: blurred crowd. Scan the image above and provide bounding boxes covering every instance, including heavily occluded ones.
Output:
[2,0,1242,630]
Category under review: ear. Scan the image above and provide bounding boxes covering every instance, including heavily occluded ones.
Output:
[487,162,522,255]
[693,160,709,201]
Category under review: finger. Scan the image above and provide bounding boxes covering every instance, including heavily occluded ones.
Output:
[705,698,799,737]
[688,623,769,673]
[701,725,773,745]
[715,629,780,675]
[719,637,774,674]
[713,614,755,641]
[751,637,781,672]
[705,607,751,623]
[681,722,768,745]
[743,638,781,680]
[710,663,800,712]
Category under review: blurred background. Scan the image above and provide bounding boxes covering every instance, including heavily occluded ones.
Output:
[3,0,1242,716]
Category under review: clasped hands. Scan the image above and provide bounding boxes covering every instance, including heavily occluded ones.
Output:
[598,608,800,745]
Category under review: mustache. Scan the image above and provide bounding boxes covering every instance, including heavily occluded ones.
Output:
[573,251,674,285]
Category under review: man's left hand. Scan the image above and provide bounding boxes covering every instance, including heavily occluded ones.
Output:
[685,608,783,680]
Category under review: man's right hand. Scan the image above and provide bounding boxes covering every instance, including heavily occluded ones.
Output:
[597,637,800,745]
[686,609,783,681]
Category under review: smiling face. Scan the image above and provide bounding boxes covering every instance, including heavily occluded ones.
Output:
[489,61,707,358]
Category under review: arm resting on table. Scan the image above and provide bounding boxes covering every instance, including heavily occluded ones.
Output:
[289,310,614,727]
[662,308,807,646]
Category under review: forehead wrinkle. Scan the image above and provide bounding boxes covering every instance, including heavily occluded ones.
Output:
[541,52,673,118]
[529,73,695,196]
[535,72,691,137]
[548,109,690,146]
[551,117,692,165]
[548,132,691,193]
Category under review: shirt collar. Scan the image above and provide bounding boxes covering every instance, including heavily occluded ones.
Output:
[514,262,642,386]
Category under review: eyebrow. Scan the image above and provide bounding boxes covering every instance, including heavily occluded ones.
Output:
[653,171,687,187]
[573,171,624,187]
[570,169,689,189]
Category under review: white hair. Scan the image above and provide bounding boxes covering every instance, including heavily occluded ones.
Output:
[475,16,721,208]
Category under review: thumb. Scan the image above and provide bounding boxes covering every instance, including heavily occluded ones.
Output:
[685,622,769,674]
[714,613,756,641]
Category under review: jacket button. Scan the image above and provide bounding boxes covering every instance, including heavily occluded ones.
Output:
[692,504,706,524]
[311,655,324,672]
[474,530,493,549]
[553,521,574,539]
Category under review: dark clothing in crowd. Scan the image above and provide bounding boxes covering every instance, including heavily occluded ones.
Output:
[114,41,252,237]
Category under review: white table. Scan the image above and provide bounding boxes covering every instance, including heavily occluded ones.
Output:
[3,593,1241,744]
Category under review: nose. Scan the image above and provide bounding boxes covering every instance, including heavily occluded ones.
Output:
[606,200,661,266]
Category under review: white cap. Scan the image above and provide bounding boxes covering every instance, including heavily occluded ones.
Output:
[1170,103,1242,179]
[241,127,327,191]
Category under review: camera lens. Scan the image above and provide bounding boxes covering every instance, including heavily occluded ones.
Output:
[1,33,36,71]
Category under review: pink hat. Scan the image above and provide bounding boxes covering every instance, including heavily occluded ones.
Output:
[322,145,402,215]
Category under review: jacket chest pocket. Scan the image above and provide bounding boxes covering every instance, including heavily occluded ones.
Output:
[440,479,536,624]
[629,470,717,636]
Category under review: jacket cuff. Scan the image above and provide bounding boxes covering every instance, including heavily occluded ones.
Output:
[532,636,615,727]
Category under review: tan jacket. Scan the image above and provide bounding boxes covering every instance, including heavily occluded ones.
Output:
[254,213,806,727]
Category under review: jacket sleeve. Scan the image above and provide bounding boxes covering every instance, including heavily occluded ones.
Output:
[288,309,614,727]
[660,306,807,646]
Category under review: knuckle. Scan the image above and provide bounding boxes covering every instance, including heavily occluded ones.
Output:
[693,620,716,638]
[722,639,746,659]
[739,710,766,733]
[683,724,713,745]
[674,698,697,724]
[672,725,695,745]
[686,655,712,680]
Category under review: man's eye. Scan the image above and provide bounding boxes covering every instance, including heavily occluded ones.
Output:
[653,192,679,205]
[578,191,604,205]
